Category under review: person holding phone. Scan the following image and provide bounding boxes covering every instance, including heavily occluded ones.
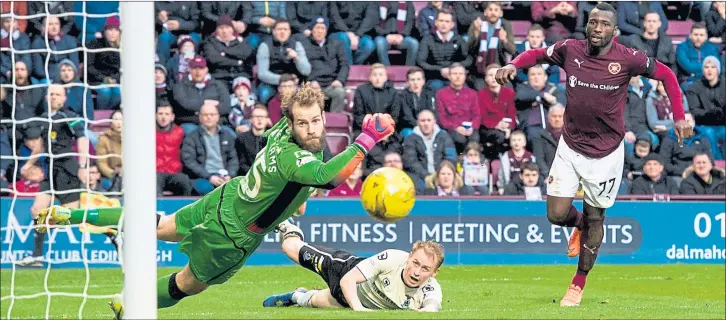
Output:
[478,64,516,158]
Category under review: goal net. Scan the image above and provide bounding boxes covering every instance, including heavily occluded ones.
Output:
[1,2,156,318]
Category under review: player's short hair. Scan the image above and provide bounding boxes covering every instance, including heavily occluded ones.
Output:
[510,130,526,140]
[593,2,617,25]
[522,162,539,174]
[406,66,425,79]
[486,63,502,73]
[282,82,325,121]
[436,8,454,20]
[279,73,296,84]
[412,240,445,270]
[528,23,545,34]
[691,22,707,32]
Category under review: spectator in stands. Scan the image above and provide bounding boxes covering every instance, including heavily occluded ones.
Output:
[203,15,255,86]
[235,105,269,175]
[686,56,725,160]
[55,59,94,122]
[514,64,565,143]
[467,2,515,90]
[266,74,296,124]
[256,20,311,103]
[573,1,597,40]
[77,161,110,197]
[660,112,713,177]
[72,1,118,45]
[182,103,239,195]
[680,152,726,195]
[503,162,545,198]
[417,8,471,92]
[166,35,197,87]
[87,17,121,110]
[383,151,404,170]
[646,80,690,145]
[30,15,79,83]
[624,133,652,183]
[172,56,232,132]
[625,76,656,156]
[0,2,27,34]
[329,2,377,65]
[436,63,479,153]
[5,61,44,147]
[9,161,44,196]
[200,2,249,43]
[353,63,398,133]
[479,64,516,158]
[515,24,560,85]
[394,67,436,135]
[417,1,446,37]
[374,1,418,66]
[364,132,404,178]
[705,2,725,46]
[452,2,485,37]
[629,154,679,195]
[403,109,457,187]
[530,1,577,43]
[247,1,287,43]
[304,17,348,113]
[1,17,32,84]
[458,142,488,195]
[96,110,123,188]
[496,130,535,195]
[229,77,259,134]
[287,2,328,38]
[155,64,171,101]
[676,23,720,86]
[156,101,192,196]
[532,104,564,178]
[623,11,676,72]
[155,2,201,62]
[327,162,363,197]
[27,2,76,38]
[617,2,668,38]
[422,160,474,196]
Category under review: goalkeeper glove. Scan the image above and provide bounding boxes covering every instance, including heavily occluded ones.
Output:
[355,113,395,152]
[34,206,71,233]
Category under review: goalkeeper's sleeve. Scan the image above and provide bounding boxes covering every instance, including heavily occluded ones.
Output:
[66,207,123,226]
[280,144,366,190]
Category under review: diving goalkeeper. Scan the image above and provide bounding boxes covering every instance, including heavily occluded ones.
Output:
[34,84,395,316]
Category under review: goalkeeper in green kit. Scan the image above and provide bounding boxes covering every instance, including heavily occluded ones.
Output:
[34,84,395,318]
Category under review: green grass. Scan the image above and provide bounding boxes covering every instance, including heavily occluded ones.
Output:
[1,265,724,319]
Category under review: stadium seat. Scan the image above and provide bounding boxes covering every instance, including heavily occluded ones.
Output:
[325,112,352,133]
[413,1,427,16]
[511,21,532,40]
[344,87,356,113]
[666,20,692,43]
[325,135,351,155]
[715,160,726,170]
[91,110,114,132]
[490,159,501,190]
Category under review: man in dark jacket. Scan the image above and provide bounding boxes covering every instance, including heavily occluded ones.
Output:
[287,2,328,37]
[304,17,348,112]
[235,105,269,175]
[622,11,676,71]
[629,153,679,195]
[203,15,255,86]
[55,59,94,123]
[394,67,436,133]
[200,2,249,38]
[363,132,404,178]
[86,17,121,110]
[30,15,79,82]
[1,17,32,84]
[417,1,448,37]
[247,2,287,37]
[686,56,725,160]
[27,2,77,37]
[659,113,713,177]
[514,65,565,144]
[705,2,725,46]
[532,105,564,178]
[155,1,201,61]
[504,162,547,198]
[181,103,239,195]
[616,3,668,37]
[530,1,577,43]
[624,77,652,156]
[403,109,457,184]
[172,56,232,128]
[329,2,377,65]
[680,152,726,195]
[352,64,398,133]
[417,8,472,92]
[452,2,485,36]
[2,61,44,148]
[374,1,418,66]
[256,20,311,103]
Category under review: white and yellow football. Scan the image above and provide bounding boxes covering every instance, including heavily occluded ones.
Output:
[360,167,416,223]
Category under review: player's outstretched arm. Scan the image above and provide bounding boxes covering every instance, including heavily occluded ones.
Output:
[339,267,371,312]
[417,300,442,313]
[647,59,692,145]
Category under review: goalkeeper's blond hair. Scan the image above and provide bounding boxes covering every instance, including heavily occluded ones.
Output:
[282,82,326,121]
[412,240,445,270]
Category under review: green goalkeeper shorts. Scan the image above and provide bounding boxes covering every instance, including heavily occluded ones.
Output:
[174,177,263,285]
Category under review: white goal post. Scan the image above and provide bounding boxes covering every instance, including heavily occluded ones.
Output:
[120,2,157,318]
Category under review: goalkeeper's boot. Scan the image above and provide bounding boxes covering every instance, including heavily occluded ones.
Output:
[262,288,307,307]
[560,284,584,307]
[34,206,71,233]
[275,219,304,241]
[108,293,124,319]
[566,228,581,258]
[14,255,43,267]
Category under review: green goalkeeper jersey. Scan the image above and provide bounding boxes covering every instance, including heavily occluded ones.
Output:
[234,119,365,234]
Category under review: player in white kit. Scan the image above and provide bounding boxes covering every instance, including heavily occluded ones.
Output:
[263,221,443,312]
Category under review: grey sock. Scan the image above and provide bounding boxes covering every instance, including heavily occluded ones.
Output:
[293,290,318,308]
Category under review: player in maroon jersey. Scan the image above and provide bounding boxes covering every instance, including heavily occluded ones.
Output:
[495,3,692,307]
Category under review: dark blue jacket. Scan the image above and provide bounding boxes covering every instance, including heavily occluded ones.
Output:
[616,1,668,37]
[0,31,32,84]
[659,128,713,176]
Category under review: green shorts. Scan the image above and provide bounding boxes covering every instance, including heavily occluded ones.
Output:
[175,177,263,285]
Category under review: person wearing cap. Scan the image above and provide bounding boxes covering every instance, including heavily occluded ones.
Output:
[629,153,679,195]
[166,35,197,87]
[303,16,348,113]
[685,56,725,160]
[155,63,171,101]
[287,2,328,38]
[229,76,258,133]
[659,112,713,178]
[86,16,121,110]
[29,15,79,83]
[256,19,311,103]
[56,59,95,124]
[680,152,726,195]
[329,2,377,65]
[374,1,418,66]
[203,15,254,86]
[155,1,201,61]
[171,56,232,131]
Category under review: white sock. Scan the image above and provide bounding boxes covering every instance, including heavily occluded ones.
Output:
[292,290,318,308]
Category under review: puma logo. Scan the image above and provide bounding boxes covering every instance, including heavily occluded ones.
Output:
[574,58,583,68]
[583,244,598,255]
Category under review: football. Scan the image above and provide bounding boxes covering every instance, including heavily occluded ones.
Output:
[360,167,416,223]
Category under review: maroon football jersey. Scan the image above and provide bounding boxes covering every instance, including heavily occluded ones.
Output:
[542,39,655,158]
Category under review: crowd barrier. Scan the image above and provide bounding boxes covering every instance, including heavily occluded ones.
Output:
[1,197,724,268]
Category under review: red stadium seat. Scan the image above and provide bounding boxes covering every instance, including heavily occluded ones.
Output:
[490,159,501,190]
[666,20,692,43]
[344,87,356,113]
[325,112,352,155]
[715,160,726,170]
[325,135,351,155]
[413,1,428,16]
[91,110,114,132]
[511,21,532,40]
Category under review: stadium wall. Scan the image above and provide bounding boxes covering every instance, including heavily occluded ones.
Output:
[1,198,724,268]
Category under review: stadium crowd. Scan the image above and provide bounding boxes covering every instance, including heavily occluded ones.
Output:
[1,1,724,203]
